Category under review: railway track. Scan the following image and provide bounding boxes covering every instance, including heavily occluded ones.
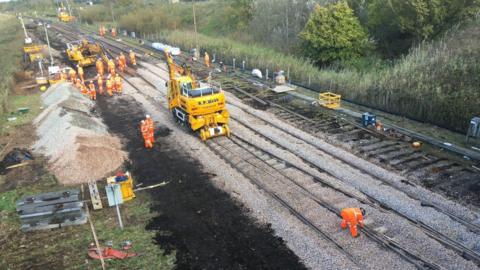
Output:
[207,135,445,270]
[216,76,480,202]
[97,26,480,209]
[47,23,480,269]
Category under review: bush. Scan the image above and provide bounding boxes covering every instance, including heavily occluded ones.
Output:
[299,2,370,66]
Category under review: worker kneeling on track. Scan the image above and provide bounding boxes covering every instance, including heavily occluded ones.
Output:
[340,207,365,238]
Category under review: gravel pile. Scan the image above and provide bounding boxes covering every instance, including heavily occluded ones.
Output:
[33,82,126,185]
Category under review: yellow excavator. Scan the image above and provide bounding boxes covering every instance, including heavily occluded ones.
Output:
[165,50,230,141]
[66,38,103,67]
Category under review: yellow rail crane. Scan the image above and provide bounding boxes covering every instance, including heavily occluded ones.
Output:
[165,50,230,141]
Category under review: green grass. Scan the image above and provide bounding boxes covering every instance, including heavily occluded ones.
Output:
[0,14,24,122]
[0,93,42,135]
[0,177,176,269]
[0,189,18,212]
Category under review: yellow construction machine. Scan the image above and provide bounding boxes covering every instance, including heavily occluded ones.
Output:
[165,50,230,141]
[57,2,74,22]
[66,38,103,67]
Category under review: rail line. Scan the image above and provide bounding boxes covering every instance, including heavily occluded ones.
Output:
[48,23,480,269]
[208,135,443,270]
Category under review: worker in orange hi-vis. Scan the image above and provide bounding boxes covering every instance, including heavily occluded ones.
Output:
[115,56,124,73]
[108,59,116,76]
[145,115,155,146]
[106,76,114,97]
[60,70,67,81]
[119,52,127,68]
[88,80,97,100]
[80,83,89,95]
[97,75,104,95]
[145,114,154,134]
[99,26,103,36]
[75,79,82,90]
[111,27,117,38]
[114,74,122,95]
[77,65,84,82]
[140,120,153,149]
[129,50,136,66]
[340,208,366,238]
[96,58,104,75]
[69,68,77,83]
[204,52,210,68]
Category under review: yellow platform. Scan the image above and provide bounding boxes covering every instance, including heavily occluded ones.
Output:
[319,92,341,109]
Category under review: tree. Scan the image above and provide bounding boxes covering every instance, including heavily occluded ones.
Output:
[299,1,370,66]
[366,0,480,57]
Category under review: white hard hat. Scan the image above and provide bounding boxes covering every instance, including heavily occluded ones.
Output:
[146,114,151,118]
[141,120,145,123]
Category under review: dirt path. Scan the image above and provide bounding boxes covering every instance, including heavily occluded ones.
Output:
[95,96,306,269]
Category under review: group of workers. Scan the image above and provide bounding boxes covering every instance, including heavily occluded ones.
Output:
[140,115,155,149]
[99,25,117,38]
[61,52,133,100]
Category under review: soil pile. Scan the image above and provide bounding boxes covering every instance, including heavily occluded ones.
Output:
[33,83,126,185]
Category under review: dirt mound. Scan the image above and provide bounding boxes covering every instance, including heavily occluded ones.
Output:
[33,82,126,185]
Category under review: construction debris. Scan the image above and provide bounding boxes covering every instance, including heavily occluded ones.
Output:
[33,82,127,185]
[88,246,138,260]
[16,189,86,231]
[0,148,33,174]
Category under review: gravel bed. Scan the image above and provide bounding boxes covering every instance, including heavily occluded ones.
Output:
[228,96,480,224]
[229,118,478,270]
[121,72,361,269]
[133,66,480,268]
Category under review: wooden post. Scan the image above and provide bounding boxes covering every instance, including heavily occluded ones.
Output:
[82,185,106,270]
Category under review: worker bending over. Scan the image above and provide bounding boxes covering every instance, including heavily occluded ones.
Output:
[340,208,365,238]
[140,120,153,149]
[129,50,136,66]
